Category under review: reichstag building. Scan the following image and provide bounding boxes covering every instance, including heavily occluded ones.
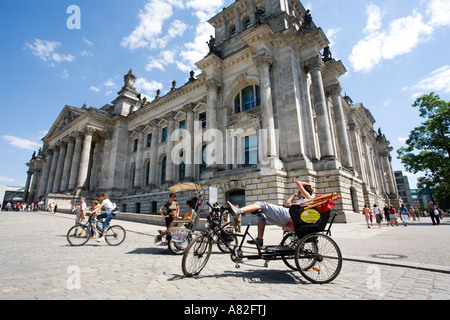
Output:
[25,0,400,222]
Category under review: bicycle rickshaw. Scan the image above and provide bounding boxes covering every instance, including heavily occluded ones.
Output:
[163,183,202,254]
[181,193,343,284]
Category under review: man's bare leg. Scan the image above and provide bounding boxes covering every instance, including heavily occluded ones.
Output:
[227,201,264,245]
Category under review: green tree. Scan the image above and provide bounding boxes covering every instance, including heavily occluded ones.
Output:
[397,93,450,209]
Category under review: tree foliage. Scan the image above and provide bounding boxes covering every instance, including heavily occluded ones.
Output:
[397,93,450,209]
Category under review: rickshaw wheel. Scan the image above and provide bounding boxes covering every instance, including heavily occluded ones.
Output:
[294,233,342,284]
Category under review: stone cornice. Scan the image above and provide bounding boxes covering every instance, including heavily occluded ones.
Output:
[126,78,205,122]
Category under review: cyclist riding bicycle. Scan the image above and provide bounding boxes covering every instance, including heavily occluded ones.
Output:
[90,193,119,242]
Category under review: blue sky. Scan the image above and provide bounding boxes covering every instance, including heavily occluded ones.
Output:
[1,0,449,189]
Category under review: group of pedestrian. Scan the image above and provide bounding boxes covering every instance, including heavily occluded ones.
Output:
[1,201,45,212]
[363,201,444,228]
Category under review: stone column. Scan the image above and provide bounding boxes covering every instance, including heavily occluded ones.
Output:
[134,127,145,189]
[255,51,278,159]
[165,115,176,185]
[185,106,195,181]
[52,142,67,193]
[38,151,53,198]
[77,128,94,190]
[327,83,353,168]
[60,138,75,192]
[28,170,39,202]
[381,151,396,195]
[149,121,159,186]
[205,79,222,171]
[305,53,334,159]
[23,170,32,202]
[46,147,59,194]
[68,133,83,192]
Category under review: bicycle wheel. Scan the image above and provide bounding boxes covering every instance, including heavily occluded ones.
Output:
[295,233,342,284]
[280,232,299,271]
[105,225,126,246]
[168,235,191,255]
[217,233,238,253]
[67,225,90,246]
[182,234,212,277]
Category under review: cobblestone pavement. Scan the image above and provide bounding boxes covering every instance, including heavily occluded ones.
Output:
[0,211,449,300]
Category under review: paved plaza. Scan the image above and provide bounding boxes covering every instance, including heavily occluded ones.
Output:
[0,211,449,301]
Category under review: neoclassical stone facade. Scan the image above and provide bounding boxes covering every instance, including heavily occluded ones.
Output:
[25,0,400,222]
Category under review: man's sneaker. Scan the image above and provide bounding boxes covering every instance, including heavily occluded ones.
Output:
[96,237,104,242]
[226,201,242,216]
[247,238,264,247]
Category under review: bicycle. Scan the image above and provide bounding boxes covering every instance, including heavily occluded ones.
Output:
[181,193,343,284]
[66,215,126,247]
[165,183,234,254]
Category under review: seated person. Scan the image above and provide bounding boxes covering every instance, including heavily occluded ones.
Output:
[227,181,314,246]
[173,200,196,229]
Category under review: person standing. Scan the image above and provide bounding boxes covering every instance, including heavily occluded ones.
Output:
[383,204,390,226]
[389,206,398,226]
[428,201,440,225]
[414,206,420,221]
[362,204,371,228]
[373,204,382,229]
[156,193,179,243]
[398,204,409,227]
[71,197,87,237]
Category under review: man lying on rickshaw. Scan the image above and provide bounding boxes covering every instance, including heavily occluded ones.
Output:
[227,181,314,247]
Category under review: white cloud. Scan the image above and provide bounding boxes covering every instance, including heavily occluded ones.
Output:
[103,79,117,88]
[185,0,224,15]
[0,176,16,183]
[2,136,41,151]
[89,86,101,93]
[61,69,69,79]
[324,28,341,48]
[349,1,447,73]
[363,5,382,33]
[25,39,75,64]
[80,50,93,57]
[426,0,450,27]
[135,78,163,97]
[123,0,223,73]
[121,0,184,50]
[83,36,94,46]
[403,65,450,97]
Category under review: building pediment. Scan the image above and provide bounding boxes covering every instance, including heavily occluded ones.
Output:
[43,105,86,142]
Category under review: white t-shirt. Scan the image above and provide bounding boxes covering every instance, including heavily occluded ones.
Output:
[102,199,116,212]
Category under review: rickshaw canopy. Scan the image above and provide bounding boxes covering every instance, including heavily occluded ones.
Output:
[168,183,203,194]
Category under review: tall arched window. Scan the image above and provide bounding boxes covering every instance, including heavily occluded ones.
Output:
[234,85,260,113]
